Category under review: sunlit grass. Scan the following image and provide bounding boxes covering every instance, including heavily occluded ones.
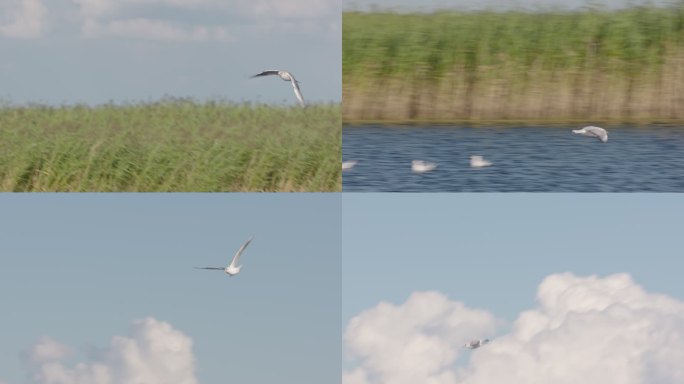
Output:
[0,100,341,191]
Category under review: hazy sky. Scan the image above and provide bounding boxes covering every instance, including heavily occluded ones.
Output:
[0,194,341,384]
[344,0,678,11]
[0,0,340,106]
[342,193,684,384]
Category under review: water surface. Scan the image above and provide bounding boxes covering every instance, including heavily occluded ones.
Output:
[343,125,684,192]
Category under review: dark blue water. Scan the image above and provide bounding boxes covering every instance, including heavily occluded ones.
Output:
[343,125,684,192]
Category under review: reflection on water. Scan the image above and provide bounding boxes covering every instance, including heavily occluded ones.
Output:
[342,125,684,192]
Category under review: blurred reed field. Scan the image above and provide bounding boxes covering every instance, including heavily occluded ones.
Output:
[343,4,684,123]
[0,100,341,192]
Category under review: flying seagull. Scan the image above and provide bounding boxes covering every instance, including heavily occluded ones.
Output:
[470,155,492,168]
[251,70,305,106]
[195,236,254,276]
[464,339,490,349]
[412,160,437,173]
[572,126,608,143]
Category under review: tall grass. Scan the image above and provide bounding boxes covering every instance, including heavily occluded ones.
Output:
[343,4,684,122]
[0,100,341,191]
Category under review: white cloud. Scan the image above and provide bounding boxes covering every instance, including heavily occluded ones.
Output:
[236,0,337,19]
[70,0,337,40]
[72,0,336,19]
[344,291,498,384]
[0,0,48,38]
[83,18,233,42]
[459,273,684,384]
[345,273,684,384]
[29,337,73,364]
[71,0,117,19]
[27,317,198,384]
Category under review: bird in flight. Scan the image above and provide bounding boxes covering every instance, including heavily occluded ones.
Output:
[572,126,608,143]
[195,236,254,276]
[464,339,490,349]
[251,70,305,107]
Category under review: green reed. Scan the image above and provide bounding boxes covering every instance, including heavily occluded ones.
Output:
[344,5,684,81]
[0,100,341,191]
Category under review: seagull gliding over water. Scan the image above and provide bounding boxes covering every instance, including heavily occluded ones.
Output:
[195,236,254,276]
[572,126,608,143]
[251,70,305,106]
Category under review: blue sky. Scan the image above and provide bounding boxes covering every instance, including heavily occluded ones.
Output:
[344,0,678,12]
[342,193,684,324]
[0,193,341,384]
[0,0,340,106]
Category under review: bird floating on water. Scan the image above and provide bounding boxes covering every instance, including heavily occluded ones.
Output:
[342,160,357,171]
[412,160,437,173]
[464,339,490,349]
[194,236,254,277]
[470,155,492,168]
[572,126,608,143]
[251,70,305,106]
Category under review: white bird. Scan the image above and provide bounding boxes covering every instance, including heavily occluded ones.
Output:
[470,155,492,168]
[412,160,437,173]
[572,126,608,142]
[251,70,305,106]
[342,160,357,171]
[464,339,490,349]
[194,236,254,276]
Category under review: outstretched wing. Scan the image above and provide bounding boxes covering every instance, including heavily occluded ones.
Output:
[251,70,280,78]
[573,127,606,141]
[586,126,608,142]
[289,77,305,106]
[194,267,225,270]
[229,236,254,268]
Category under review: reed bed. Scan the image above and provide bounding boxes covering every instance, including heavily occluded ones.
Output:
[343,4,684,123]
[0,100,341,191]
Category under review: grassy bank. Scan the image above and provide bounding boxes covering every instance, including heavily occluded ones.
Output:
[343,5,684,123]
[0,101,341,191]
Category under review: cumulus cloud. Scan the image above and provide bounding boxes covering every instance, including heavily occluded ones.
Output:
[344,273,684,384]
[29,337,73,364]
[27,317,198,384]
[344,291,498,384]
[0,0,48,38]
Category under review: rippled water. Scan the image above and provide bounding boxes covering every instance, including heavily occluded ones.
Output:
[343,125,684,192]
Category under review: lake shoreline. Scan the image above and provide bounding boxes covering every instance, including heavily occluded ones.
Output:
[343,119,684,126]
